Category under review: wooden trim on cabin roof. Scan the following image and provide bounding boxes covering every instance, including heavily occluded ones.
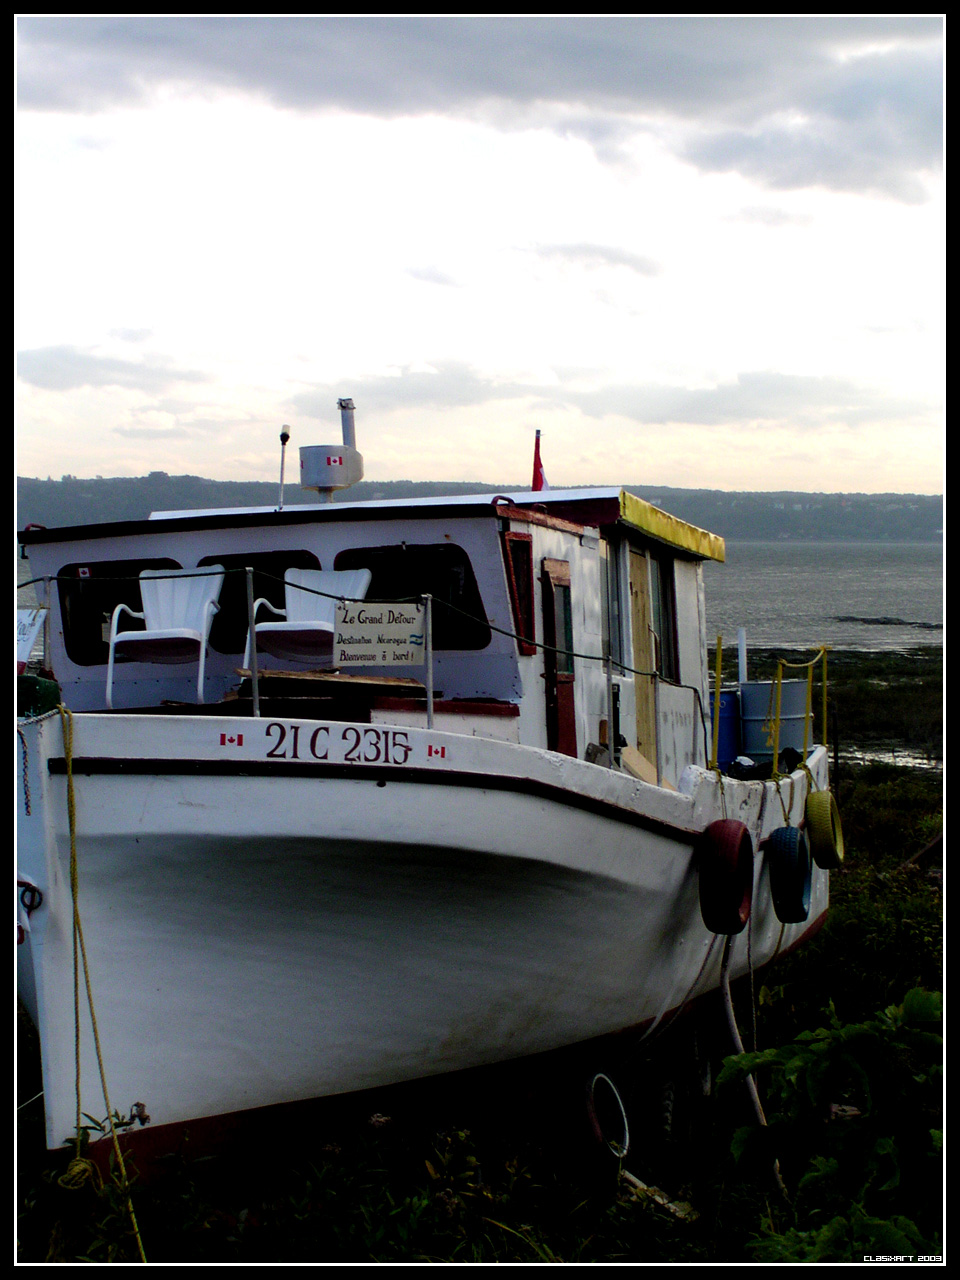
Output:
[619,491,725,562]
[511,490,724,561]
[494,504,590,535]
[496,493,724,562]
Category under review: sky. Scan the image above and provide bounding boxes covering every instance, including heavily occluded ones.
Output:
[15,16,944,493]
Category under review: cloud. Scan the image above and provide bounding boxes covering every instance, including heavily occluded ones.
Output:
[288,363,928,430]
[565,371,923,428]
[728,206,813,228]
[112,410,237,438]
[534,243,660,275]
[683,45,942,200]
[289,362,505,418]
[17,16,938,117]
[17,345,210,393]
[109,327,153,343]
[18,16,941,197]
[19,346,931,439]
[406,266,460,287]
[111,424,194,440]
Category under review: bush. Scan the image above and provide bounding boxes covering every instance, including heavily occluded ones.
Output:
[719,990,942,1262]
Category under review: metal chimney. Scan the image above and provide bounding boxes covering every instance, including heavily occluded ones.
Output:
[338,398,357,450]
[299,398,364,500]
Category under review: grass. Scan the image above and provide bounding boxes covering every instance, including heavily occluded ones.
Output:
[709,645,943,764]
[17,648,942,1262]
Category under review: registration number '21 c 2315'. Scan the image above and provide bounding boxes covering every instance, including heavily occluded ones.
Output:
[256,722,416,765]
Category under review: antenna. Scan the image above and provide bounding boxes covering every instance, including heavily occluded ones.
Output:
[278,425,291,510]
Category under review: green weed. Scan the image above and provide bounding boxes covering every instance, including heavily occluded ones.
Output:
[719,990,942,1262]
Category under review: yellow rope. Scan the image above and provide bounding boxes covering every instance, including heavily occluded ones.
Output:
[710,634,723,770]
[776,645,830,671]
[763,673,781,781]
[761,646,831,779]
[709,636,728,817]
[771,663,784,776]
[803,666,813,760]
[776,646,831,750]
[56,706,147,1263]
[756,647,833,821]
[773,777,790,827]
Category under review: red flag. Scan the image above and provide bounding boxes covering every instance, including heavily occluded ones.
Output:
[532,430,548,492]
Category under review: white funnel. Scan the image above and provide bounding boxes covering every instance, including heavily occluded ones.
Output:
[299,398,364,501]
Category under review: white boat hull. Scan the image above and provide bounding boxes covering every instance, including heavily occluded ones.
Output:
[18,710,828,1148]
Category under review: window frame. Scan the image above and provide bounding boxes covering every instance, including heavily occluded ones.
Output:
[196,549,321,655]
[333,542,491,651]
[648,552,680,683]
[56,556,182,667]
[501,531,537,655]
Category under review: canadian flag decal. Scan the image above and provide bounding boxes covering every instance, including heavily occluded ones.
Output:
[327,455,343,466]
[220,733,244,747]
[427,745,446,758]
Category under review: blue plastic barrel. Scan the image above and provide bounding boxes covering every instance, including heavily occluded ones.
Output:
[710,688,741,767]
[740,680,808,761]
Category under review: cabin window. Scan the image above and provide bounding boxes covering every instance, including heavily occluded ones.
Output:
[56,557,182,666]
[542,559,575,675]
[501,532,536,655]
[600,540,625,670]
[649,553,679,682]
[541,558,577,756]
[555,584,574,674]
[197,550,321,654]
[334,544,491,650]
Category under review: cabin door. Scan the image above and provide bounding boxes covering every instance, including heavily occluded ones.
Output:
[628,548,658,761]
[541,558,577,758]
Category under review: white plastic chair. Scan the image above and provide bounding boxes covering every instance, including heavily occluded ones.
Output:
[243,567,372,667]
[106,566,224,708]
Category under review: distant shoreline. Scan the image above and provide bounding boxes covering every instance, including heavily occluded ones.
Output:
[720,537,943,545]
[15,475,944,542]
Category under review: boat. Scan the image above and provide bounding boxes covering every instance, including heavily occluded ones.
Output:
[17,402,841,1152]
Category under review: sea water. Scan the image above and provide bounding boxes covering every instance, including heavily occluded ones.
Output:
[20,541,943,653]
[703,541,943,652]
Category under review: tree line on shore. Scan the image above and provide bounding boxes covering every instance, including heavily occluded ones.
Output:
[17,474,942,542]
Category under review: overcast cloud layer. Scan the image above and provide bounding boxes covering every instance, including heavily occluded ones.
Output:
[20,15,941,198]
[15,16,943,492]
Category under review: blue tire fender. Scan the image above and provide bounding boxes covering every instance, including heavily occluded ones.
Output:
[765,825,812,924]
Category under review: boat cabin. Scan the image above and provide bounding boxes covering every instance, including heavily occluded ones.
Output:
[20,487,724,789]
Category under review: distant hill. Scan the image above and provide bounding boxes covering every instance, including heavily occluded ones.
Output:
[623,486,942,544]
[16,473,943,542]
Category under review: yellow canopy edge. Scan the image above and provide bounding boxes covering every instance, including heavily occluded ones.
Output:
[619,490,725,562]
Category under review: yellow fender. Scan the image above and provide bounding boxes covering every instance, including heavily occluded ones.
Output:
[805,790,844,869]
